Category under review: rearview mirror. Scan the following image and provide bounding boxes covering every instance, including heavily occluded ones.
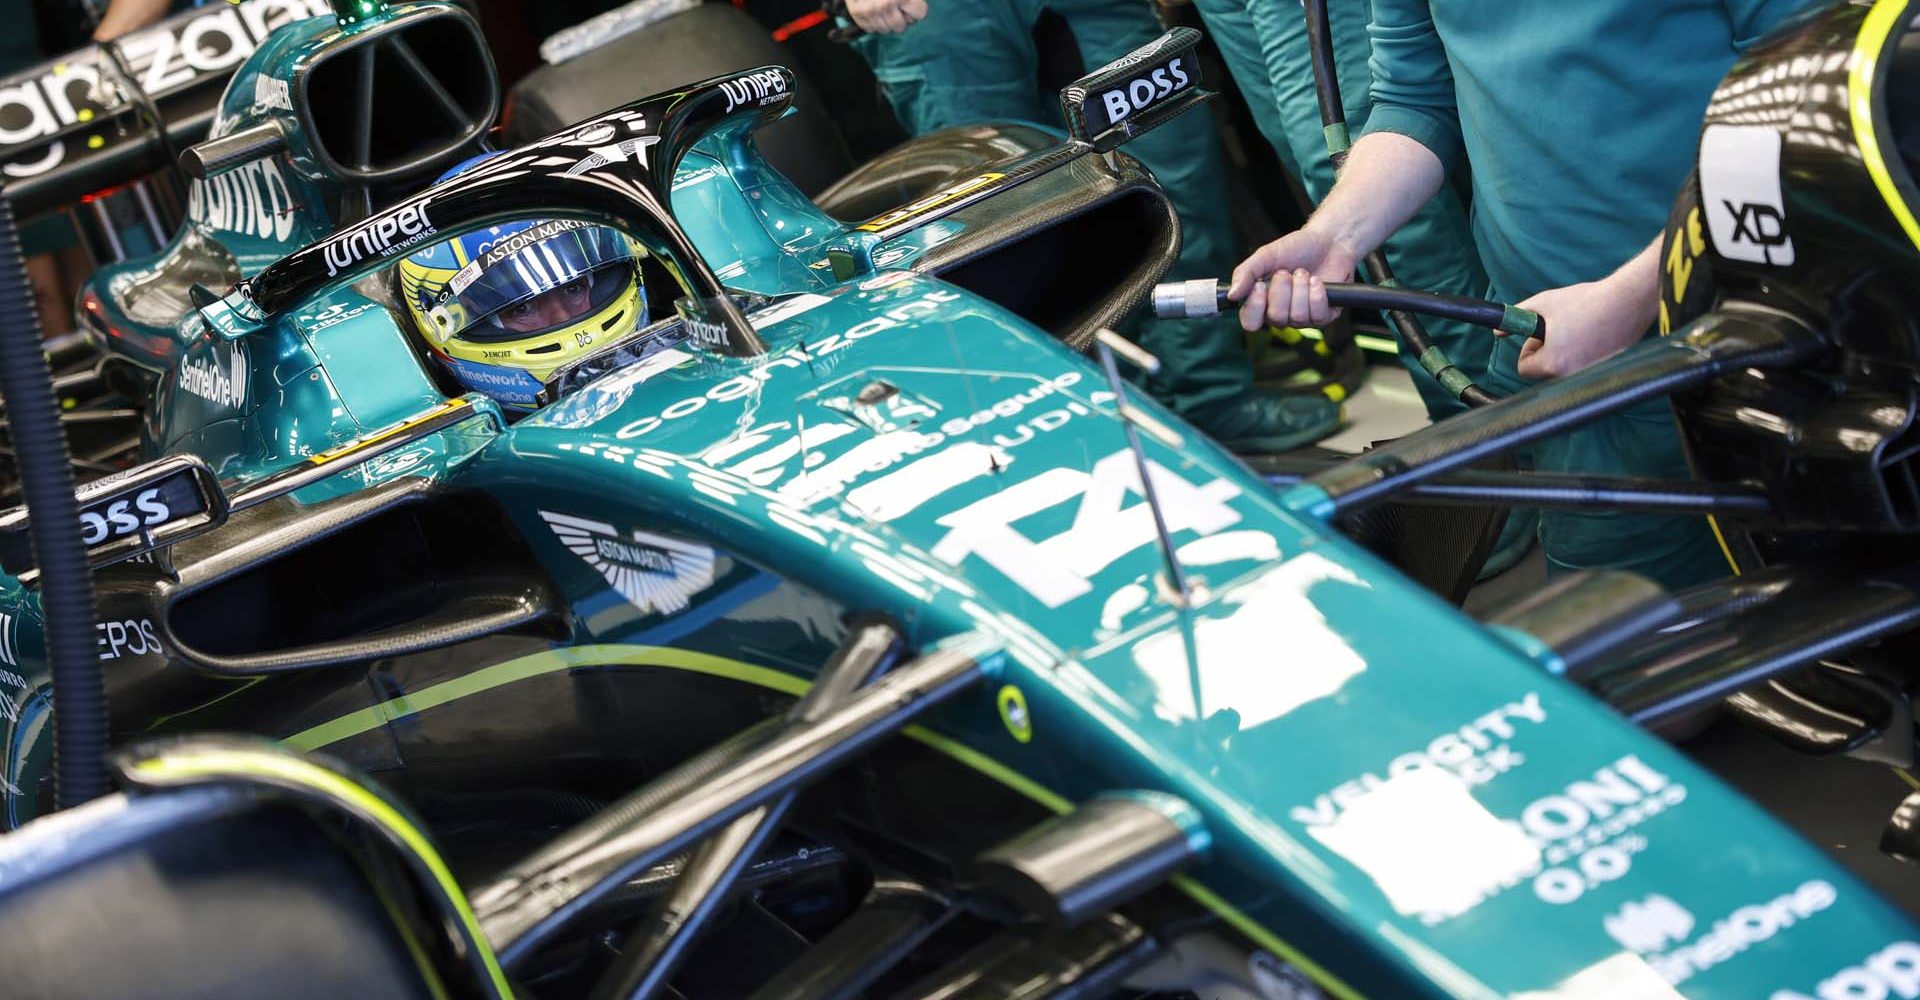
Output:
[0,454,228,577]
[1060,27,1212,152]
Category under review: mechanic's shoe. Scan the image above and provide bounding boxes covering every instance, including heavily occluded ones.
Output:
[1477,506,1538,581]
[1192,390,1343,454]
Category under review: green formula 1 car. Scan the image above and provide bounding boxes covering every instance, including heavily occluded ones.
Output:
[0,2,1915,999]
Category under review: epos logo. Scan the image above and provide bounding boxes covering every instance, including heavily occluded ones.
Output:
[1096,57,1191,127]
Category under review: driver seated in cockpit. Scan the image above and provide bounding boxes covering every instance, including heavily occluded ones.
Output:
[396,152,653,415]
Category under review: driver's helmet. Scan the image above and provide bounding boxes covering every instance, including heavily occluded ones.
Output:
[397,152,646,412]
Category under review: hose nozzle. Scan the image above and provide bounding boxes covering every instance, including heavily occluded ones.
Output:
[1150,279,1231,320]
[1148,278,1544,341]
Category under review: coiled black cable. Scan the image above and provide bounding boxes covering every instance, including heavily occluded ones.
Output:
[0,187,106,808]
[1301,0,1500,407]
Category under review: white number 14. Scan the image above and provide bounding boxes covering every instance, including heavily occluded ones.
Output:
[929,451,1241,608]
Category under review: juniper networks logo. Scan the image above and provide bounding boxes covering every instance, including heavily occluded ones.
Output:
[540,511,717,615]
[179,340,246,409]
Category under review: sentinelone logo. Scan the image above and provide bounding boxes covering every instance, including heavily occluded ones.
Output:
[179,339,245,409]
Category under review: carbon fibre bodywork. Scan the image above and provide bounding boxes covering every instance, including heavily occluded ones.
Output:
[0,4,1915,999]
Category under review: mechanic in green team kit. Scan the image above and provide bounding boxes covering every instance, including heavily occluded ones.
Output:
[1184,0,1490,423]
[1181,0,1530,576]
[1229,0,1812,590]
[842,0,1345,455]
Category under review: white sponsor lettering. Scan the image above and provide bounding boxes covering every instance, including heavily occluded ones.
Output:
[179,339,247,409]
[719,69,787,113]
[253,74,292,110]
[187,157,297,242]
[96,618,162,660]
[1773,941,1920,1000]
[564,135,659,176]
[299,300,378,333]
[361,445,433,483]
[1524,755,1683,908]
[615,290,961,438]
[1631,880,1836,986]
[684,316,729,350]
[1097,56,1192,126]
[1605,894,1695,955]
[1,1,327,178]
[764,373,1097,505]
[323,201,436,277]
[0,612,15,667]
[929,449,1240,607]
[1309,768,1543,925]
[77,488,173,546]
[1290,693,1546,828]
[1332,754,1682,925]
[473,219,591,272]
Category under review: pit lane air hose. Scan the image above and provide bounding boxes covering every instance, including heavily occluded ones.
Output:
[1152,278,1543,341]
[1300,0,1500,407]
[0,187,106,808]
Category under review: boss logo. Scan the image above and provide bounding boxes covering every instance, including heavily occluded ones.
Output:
[77,488,174,546]
[1095,56,1191,129]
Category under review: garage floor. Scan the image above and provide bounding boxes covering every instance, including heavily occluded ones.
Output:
[1335,364,1920,918]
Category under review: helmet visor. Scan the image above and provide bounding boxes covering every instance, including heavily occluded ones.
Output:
[439,221,635,340]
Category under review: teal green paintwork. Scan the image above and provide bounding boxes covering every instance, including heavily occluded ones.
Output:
[1487,624,1569,676]
[461,274,1918,998]
[9,4,1917,998]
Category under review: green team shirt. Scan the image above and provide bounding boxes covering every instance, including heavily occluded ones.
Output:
[0,0,43,77]
[1362,0,1815,302]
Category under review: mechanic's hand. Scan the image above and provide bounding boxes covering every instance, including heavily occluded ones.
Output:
[846,0,928,34]
[1510,278,1651,380]
[1227,228,1360,333]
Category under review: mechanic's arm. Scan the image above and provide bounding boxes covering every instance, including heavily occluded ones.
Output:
[91,0,167,41]
[1229,133,1444,332]
[1229,0,1464,332]
[1506,0,1802,380]
[845,0,928,34]
[1510,237,1662,380]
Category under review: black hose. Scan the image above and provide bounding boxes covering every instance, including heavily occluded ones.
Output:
[0,188,107,808]
[1300,0,1498,407]
[1153,279,1543,337]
